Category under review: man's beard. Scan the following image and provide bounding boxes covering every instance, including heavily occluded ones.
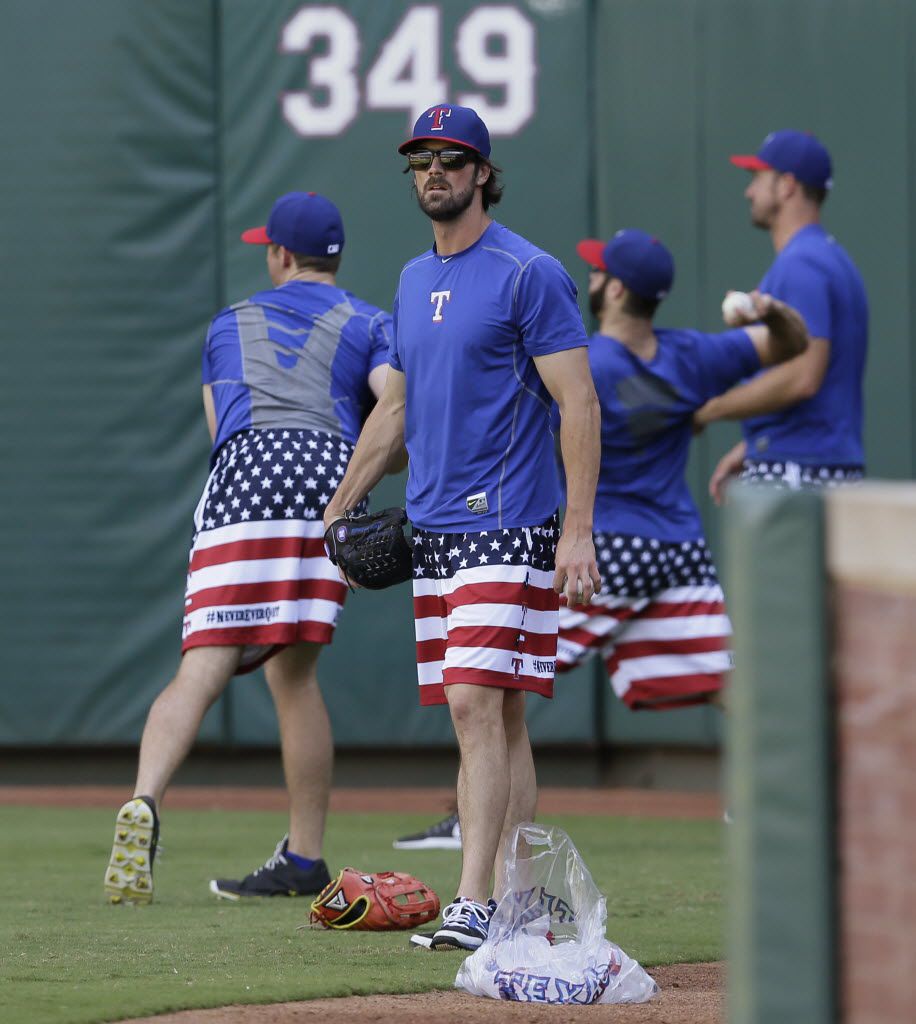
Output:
[589,280,607,319]
[417,177,477,222]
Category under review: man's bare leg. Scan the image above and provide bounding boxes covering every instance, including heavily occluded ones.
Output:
[107,645,240,903]
[264,642,330,860]
[446,683,510,904]
[134,646,241,805]
[494,689,537,899]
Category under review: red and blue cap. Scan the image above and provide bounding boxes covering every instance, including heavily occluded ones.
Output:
[730,130,833,190]
[576,229,675,301]
[397,103,491,159]
[241,191,344,256]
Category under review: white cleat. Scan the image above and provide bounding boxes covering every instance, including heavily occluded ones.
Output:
[105,798,158,905]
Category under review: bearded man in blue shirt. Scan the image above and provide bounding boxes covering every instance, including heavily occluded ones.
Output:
[325,104,601,951]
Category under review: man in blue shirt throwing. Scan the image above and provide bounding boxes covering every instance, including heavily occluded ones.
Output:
[324,104,601,951]
[556,230,808,707]
[696,130,868,498]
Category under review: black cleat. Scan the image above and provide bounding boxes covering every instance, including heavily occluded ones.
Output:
[209,836,331,900]
[393,811,461,851]
[429,897,492,951]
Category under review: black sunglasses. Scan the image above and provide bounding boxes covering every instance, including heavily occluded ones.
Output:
[406,148,474,171]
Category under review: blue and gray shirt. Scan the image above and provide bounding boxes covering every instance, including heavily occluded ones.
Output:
[202,280,391,460]
[559,328,760,541]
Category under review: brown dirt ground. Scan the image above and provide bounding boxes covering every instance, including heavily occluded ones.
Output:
[2,786,723,1024]
[118,964,724,1024]
[0,785,722,819]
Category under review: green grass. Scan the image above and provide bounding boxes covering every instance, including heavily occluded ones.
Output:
[0,806,723,1024]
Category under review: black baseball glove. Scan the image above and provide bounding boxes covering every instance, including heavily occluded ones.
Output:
[324,507,413,590]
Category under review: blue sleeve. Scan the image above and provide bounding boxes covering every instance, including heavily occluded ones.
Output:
[515,255,588,356]
[201,309,241,386]
[692,329,762,403]
[765,256,832,339]
[388,290,403,372]
[369,310,392,372]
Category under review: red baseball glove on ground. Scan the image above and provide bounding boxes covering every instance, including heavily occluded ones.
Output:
[310,868,440,931]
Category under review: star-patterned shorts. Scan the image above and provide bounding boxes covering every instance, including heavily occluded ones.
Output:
[557,532,732,710]
[411,512,560,706]
[182,428,361,674]
[741,459,864,489]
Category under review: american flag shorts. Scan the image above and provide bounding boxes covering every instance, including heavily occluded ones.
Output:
[411,513,560,707]
[557,532,732,710]
[741,459,864,489]
[182,428,360,673]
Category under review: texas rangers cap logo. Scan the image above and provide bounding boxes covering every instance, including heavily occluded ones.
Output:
[427,106,451,131]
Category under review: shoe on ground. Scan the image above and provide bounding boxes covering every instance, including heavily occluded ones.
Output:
[105,796,159,905]
[209,836,331,900]
[430,897,492,951]
[393,811,461,851]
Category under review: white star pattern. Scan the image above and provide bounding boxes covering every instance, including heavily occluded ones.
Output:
[589,532,719,598]
[739,460,862,488]
[413,514,558,581]
[193,429,361,540]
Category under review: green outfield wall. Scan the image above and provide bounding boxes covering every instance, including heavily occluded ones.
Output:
[0,0,911,748]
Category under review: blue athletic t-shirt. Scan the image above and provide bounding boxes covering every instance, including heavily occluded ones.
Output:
[743,224,868,466]
[559,328,760,541]
[390,221,588,532]
[202,280,391,458]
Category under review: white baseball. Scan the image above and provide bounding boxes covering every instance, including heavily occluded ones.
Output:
[721,291,756,326]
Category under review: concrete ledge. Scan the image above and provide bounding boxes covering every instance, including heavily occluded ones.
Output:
[827,482,916,592]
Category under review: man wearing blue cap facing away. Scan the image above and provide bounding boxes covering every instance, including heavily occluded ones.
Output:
[105,192,399,905]
[554,230,809,708]
[696,130,869,498]
[325,104,602,951]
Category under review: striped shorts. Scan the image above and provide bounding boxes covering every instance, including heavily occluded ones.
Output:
[556,532,731,710]
[411,513,560,707]
[182,428,359,674]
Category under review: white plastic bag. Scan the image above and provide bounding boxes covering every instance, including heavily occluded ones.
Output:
[455,822,658,1005]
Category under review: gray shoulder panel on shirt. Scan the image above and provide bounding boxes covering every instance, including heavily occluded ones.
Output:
[235,299,358,437]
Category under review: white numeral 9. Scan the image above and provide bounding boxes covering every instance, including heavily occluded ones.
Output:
[456,6,536,135]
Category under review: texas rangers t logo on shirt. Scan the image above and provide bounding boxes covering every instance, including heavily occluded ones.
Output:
[431,290,451,322]
[427,107,451,131]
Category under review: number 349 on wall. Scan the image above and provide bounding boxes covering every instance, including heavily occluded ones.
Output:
[280,4,536,138]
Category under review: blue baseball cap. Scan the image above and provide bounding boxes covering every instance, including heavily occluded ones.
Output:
[241,192,345,256]
[398,103,491,159]
[730,130,833,190]
[576,229,675,301]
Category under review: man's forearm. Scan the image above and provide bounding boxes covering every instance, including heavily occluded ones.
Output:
[327,401,405,518]
[698,360,812,424]
[557,393,600,534]
[761,301,809,363]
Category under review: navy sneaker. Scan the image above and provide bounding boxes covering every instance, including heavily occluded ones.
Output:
[393,811,461,851]
[209,836,331,900]
[430,897,492,951]
[105,796,159,905]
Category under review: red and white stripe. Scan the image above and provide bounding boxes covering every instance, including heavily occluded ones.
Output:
[413,564,559,706]
[557,584,731,709]
[182,519,347,673]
